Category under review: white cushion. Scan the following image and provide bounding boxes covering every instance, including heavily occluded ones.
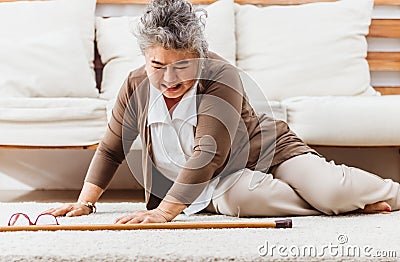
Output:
[0,98,108,146]
[202,0,236,64]
[283,95,400,146]
[235,0,377,101]
[0,0,97,98]
[0,29,97,98]
[239,71,286,121]
[96,16,145,100]
[95,0,236,100]
[253,100,286,122]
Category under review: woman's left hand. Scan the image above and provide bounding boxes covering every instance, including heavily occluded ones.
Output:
[115,196,187,224]
[114,208,172,224]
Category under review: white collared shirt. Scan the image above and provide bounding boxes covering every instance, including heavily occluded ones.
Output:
[147,83,219,215]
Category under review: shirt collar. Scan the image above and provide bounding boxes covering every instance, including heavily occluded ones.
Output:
[147,82,198,127]
[147,84,169,126]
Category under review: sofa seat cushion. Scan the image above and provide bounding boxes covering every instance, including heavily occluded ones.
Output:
[283,96,400,146]
[0,98,108,146]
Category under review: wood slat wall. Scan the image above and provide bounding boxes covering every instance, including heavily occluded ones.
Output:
[367,52,400,71]
[374,87,400,95]
[369,19,400,38]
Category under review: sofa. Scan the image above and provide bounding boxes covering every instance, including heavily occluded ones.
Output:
[0,0,399,150]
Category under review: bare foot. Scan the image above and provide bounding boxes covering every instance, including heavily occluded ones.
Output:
[359,201,391,214]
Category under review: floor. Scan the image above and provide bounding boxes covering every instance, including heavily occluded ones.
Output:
[0,190,145,203]
[2,202,399,261]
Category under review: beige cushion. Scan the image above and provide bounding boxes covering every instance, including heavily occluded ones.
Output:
[235,0,377,101]
[0,0,97,98]
[95,0,236,100]
[283,95,400,146]
[0,98,108,146]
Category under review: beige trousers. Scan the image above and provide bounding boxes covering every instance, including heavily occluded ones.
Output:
[204,153,400,217]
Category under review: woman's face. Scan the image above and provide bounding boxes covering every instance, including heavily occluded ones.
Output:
[144,46,200,99]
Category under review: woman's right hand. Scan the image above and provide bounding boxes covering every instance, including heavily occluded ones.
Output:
[43,203,92,217]
[43,182,103,217]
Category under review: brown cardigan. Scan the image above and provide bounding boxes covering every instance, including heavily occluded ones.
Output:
[85,53,316,209]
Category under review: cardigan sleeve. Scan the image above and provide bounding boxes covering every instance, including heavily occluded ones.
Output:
[84,74,139,189]
[165,63,245,205]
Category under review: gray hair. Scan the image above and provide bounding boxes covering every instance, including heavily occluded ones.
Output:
[136,0,208,58]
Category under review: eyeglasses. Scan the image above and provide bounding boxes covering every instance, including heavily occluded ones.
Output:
[8,213,59,226]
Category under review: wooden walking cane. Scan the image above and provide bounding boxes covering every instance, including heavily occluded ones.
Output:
[0,219,292,232]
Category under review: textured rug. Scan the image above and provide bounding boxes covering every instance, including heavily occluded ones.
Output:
[0,202,399,261]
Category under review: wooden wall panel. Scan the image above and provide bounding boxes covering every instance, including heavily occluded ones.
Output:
[374,86,400,95]
[367,52,400,71]
[369,19,400,38]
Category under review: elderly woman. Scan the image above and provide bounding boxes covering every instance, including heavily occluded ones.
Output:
[47,0,399,223]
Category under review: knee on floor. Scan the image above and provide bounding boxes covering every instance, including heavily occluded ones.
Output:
[213,185,285,217]
[311,186,353,215]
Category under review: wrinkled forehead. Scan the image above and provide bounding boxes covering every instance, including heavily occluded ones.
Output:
[144,45,199,66]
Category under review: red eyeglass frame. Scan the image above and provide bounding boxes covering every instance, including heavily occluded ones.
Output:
[8,213,60,226]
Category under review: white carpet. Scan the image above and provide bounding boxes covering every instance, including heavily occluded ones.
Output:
[0,202,399,261]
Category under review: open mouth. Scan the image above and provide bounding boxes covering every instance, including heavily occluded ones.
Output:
[162,83,182,90]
